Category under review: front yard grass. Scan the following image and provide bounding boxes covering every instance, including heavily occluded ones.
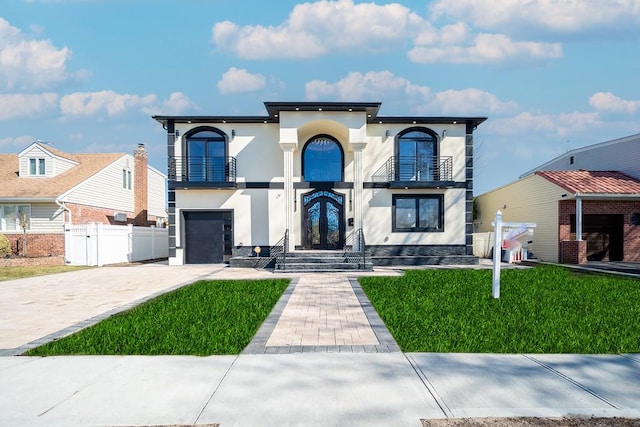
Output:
[26,278,289,356]
[0,265,90,281]
[360,265,640,353]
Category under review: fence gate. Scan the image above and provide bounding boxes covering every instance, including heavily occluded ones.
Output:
[64,223,168,266]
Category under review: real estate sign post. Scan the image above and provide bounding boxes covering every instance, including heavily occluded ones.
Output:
[492,210,503,298]
[492,211,536,299]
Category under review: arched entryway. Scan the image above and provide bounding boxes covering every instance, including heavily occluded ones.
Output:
[302,189,345,250]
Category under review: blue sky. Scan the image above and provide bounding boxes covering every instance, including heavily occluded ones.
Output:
[1,0,639,195]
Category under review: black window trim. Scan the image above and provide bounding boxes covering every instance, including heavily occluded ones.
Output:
[392,194,444,233]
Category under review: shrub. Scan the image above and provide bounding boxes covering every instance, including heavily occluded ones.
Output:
[0,234,10,256]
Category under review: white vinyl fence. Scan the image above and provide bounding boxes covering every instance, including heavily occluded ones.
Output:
[64,223,168,266]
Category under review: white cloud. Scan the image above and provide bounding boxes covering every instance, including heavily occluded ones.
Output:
[409,32,562,64]
[212,0,424,59]
[217,68,266,94]
[305,70,431,102]
[0,18,75,90]
[589,92,640,114]
[60,91,198,117]
[0,93,58,120]
[145,92,199,115]
[429,88,518,114]
[60,91,157,117]
[488,111,602,136]
[429,0,640,35]
[0,135,37,151]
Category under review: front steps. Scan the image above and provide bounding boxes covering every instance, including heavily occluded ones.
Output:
[275,251,373,273]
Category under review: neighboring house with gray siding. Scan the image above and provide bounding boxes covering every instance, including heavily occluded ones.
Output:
[520,133,640,180]
[0,142,167,258]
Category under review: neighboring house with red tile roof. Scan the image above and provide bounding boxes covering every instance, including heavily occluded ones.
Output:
[520,133,640,180]
[0,142,167,258]
[475,135,640,264]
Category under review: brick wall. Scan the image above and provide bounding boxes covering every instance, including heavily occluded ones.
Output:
[560,240,587,264]
[67,203,159,226]
[558,199,640,262]
[4,233,64,257]
[134,144,149,226]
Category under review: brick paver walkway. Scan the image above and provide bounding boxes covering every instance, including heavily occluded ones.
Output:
[244,275,400,354]
[266,275,379,347]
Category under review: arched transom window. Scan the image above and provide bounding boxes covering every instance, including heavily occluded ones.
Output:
[302,135,343,182]
[185,128,227,182]
[397,128,438,181]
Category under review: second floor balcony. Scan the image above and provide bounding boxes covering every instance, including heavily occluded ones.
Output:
[168,156,237,188]
[373,156,454,188]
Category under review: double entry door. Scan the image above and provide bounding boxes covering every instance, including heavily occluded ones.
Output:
[302,189,345,250]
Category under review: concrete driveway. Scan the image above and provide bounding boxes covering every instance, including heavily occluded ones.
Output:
[0,262,224,355]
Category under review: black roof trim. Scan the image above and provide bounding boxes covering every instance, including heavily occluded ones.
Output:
[264,101,381,119]
[152,102,487,129]
[375,116,487,127]
[152,115,274,126]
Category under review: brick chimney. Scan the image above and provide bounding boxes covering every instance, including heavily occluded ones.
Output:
[133,143,148,226]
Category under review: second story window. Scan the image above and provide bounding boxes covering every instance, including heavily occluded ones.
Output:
[29,158,46,176]
[397,129,437,181]
[123,169,132,189]
[303,135,343,182]
[186,129,226,182]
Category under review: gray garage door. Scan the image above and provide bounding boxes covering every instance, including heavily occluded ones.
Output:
[184,211,232,264]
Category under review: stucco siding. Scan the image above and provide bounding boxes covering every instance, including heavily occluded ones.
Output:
[476,174,565,262]
[363,188,466,246]
[63,156,133,211]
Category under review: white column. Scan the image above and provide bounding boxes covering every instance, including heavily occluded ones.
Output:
[351,142,367,251]
[576,196,582,241]
[352,144,365,231]
[280,143,297,251]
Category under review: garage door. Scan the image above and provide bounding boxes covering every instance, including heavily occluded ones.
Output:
[183,211,232,264]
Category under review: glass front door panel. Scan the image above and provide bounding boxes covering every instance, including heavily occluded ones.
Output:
[303,190,344,250]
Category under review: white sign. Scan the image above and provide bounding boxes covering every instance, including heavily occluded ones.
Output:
[491,210,536,299]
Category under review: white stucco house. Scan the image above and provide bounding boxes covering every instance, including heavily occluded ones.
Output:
[153,102,486,267]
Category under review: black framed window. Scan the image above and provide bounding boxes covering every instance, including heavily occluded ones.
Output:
[185,128,227,182]
[392,194,444,232]
[396,129,437,181]
[302,135,343,182]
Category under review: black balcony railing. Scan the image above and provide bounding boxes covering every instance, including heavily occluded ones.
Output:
[379,156,453,183]
[168,156,237,184]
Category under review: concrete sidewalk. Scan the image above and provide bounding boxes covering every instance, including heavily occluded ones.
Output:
[1,353,639,426]
[1,263,639,426]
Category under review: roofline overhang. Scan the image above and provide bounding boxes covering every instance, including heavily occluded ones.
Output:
[0,197,57,203]
[152,102,487,129]
[564,193,640,200]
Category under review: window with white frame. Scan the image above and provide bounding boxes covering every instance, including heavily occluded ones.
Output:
[392,194,443,232]
[29,158,46,176]
[0,205,31,231]
[123,169,132,189]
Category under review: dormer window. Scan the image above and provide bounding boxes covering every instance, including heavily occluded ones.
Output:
[29,158,45,176]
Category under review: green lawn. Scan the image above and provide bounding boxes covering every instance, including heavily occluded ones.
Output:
[359,265,640,353]
[0,265,90,281]
[26,278,289,356]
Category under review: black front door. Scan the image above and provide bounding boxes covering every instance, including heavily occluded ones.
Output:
[302,190,345,250]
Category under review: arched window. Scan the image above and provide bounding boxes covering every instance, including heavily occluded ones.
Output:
[302,135,343,182]
[396,128,438,181]
[185,128,227,182]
